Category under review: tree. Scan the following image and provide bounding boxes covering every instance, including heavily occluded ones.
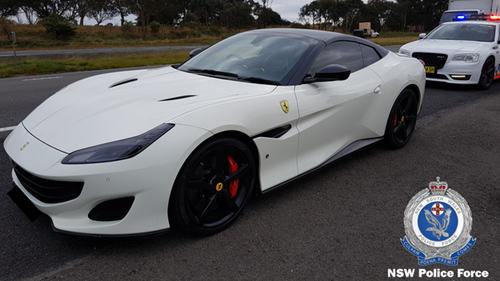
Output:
[89,0,119,25]
[254,0,274,28]
[110,0,129,26]
[127,0,172,38]
[220,0,255,28]
[0,17,14,40]
[359,0,392,32]
[0,0,19,18]
[74,0,99,25]
[20,0,77,19]
[339,0,363,33]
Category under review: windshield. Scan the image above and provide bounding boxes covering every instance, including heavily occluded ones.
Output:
[426,23,496,42]
[177,32,316,84]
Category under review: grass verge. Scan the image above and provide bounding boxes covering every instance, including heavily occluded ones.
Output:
[0,50,190,78]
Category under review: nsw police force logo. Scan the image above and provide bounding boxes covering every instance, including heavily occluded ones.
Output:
[401,177,476,266]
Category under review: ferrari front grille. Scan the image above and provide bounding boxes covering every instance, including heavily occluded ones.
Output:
[13,162,84,204]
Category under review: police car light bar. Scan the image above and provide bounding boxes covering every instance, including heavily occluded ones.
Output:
[454,14,500,21]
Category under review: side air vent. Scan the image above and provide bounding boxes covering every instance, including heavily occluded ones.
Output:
[109,78,138,88]
[159,95,196,102]
[254,124,292,139]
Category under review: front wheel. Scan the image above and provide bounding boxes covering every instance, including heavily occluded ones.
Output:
[384,89,418,149]
[477,58,495,90]
[168,137,256,236]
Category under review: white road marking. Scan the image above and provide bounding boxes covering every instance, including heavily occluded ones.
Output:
[22,76,63,81]
[0,126,16,132]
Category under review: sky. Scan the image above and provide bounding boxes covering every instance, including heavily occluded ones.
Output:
[272,0,371,23]
[272,0,311,22]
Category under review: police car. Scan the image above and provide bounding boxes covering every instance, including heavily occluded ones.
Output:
[399,16,500,89]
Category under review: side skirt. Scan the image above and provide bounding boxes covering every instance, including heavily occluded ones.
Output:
[259,137,383,195]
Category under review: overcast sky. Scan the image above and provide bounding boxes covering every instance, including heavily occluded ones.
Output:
[272,0,371,22]
[272,0,311,22]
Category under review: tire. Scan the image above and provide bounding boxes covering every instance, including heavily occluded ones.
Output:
[384,89,418,149]
[168,137,255,236]
[477,58,495,90]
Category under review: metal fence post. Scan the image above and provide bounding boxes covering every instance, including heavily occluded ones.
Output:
[12,31,17,69]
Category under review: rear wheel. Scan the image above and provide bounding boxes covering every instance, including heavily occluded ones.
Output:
[168,137,255,236]
[384,89,418,149]
[477,58,495,90]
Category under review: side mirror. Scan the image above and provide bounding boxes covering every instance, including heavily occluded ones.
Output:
[303,64,351,83]
[189,48,203,58]
[419,33,426,39]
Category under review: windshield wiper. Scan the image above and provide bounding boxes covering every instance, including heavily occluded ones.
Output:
[187,68,239,78]
[238,76,281,85]
[186,68,280,85]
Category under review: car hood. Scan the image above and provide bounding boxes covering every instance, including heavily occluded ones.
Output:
[402,39,488,53]
[23,66,277,153]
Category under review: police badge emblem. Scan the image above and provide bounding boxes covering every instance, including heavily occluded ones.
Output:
[401,177,476,266]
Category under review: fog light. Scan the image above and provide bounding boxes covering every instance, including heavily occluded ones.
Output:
[450,75,471,80]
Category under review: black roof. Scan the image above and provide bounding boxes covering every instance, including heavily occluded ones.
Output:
[242,28,388,57]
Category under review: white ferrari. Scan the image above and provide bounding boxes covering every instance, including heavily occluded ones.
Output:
[4,28,425,237]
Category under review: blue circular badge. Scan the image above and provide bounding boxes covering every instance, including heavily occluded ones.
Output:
[417,201,458,242]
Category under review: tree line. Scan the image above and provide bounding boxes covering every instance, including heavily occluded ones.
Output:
[299,0,448,32]
[0,0,448,32]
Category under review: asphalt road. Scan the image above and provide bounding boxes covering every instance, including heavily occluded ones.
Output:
[1,66,500,280]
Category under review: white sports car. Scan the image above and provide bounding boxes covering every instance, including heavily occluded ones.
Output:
[399,20,500,89]
[4,29,425,237]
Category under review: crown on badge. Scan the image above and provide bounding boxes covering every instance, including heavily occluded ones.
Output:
[428,177,448,196]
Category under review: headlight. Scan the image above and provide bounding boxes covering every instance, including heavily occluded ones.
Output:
[62,123,175,164]
[452,53,480,63]
[399,49,411,56]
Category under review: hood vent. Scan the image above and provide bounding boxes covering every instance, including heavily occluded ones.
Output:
[109,78,138,88]
[159,95,196,102]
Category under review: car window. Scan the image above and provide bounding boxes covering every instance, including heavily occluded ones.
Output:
[360,44,381,66]
[308,41,363,76]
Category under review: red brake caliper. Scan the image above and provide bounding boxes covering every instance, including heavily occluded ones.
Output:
[227,155,239,198]
[394,113,398,127]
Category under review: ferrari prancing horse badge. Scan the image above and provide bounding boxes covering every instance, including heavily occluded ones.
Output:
[280,100,289,114]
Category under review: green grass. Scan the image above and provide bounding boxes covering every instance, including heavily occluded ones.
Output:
[0,51,190,78]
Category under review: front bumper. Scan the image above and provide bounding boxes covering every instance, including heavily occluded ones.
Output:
[4,123,211,236]
[426,60,484,85]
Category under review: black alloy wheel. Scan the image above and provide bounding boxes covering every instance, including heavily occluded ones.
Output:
[478,58,495,90]
[385,89,418,149]
[168,137,255,236]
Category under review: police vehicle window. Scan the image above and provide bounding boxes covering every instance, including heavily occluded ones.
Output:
[309,41,363,76]
[360,44,381,66]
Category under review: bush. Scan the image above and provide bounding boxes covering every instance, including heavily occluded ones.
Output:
[39,14,77,40]
[121,20,135,34]
[290,22,308,29]
[150,21,161,33]
[0,17,14,40]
